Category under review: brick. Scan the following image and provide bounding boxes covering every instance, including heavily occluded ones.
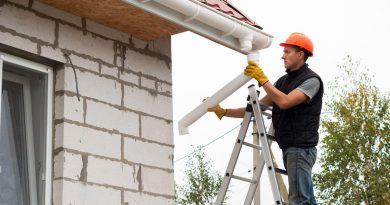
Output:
[124,191,174,205]
[58,23,114,64]
[131,37,148,50]
[156,81,172,95]
[85,100,139,136]
[53,180,121,205]
[141,76,155,90]
[58,67,121,105]
[0,4,55,44]
[101,64,118,78]
[32,1,82,27]
[65,54,100,73]
[141,116,173,145]
[148,36,171,57]
[124,49,171,83]
[53,151,82,180]
[54,95,83,123]
[119,70,139,85]
[141,167,174,196]
[87,156,139,190]
[123,85,172,120]
[54,123,121,159]
[0,30,37,54]
[86,20,130,43]
[40,45,66,63]
[124,138,173,169]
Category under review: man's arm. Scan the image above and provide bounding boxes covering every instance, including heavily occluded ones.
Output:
[223,95,272,118]
[262,82,308,110]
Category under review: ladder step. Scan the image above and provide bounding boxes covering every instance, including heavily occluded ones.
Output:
[231,174,256,184]
[242,142,262,150]
[275,168,288,175]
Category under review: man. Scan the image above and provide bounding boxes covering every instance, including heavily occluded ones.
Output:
[208,32,323,205]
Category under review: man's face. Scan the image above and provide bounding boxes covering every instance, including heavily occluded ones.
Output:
[281,45,304,70]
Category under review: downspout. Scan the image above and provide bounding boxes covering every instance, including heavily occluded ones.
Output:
[178,51,258,135]
[128,0,271,134]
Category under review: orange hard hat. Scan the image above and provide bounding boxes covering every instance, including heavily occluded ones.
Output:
[280,32,313,56]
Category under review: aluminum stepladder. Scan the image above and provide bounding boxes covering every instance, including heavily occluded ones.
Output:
[215,84,288,205]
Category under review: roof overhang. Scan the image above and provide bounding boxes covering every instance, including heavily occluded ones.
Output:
[38,0,186,41]
[38,0,273,54]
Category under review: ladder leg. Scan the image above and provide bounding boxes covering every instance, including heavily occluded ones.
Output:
[244,150,265,205]
[215,111,253,204]
[249,85,284,205]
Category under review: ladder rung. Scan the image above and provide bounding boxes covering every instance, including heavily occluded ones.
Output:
[231,174,256,184]
[242,142,262,150]
[275,168,288,175]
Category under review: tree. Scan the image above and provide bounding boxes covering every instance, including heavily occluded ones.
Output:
[176,146,225,205]
[314,56,390,204]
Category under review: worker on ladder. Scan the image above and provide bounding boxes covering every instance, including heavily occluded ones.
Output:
[208,32,323,205]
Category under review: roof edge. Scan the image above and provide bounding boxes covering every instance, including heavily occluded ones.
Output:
[124,0,273,54]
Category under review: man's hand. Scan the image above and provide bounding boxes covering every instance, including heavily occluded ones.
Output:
[208,104,226,120]
[244,61,269,86]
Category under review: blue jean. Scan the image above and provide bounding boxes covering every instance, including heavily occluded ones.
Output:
[282,147,318,205]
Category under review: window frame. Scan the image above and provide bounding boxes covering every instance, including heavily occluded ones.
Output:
[0,52,53,205]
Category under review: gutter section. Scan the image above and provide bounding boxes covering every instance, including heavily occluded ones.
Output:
[125,0,273,53]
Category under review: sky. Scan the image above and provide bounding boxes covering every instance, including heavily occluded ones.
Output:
[171,0,390,204]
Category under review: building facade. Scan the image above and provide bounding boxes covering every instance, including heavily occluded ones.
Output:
[0,0,175,204]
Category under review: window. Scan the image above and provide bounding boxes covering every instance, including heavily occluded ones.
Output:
[0,53,53,205]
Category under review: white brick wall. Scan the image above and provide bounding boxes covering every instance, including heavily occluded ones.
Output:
[0,4,55,43]
[0,30,37,54]
[54,95,84,123]
[53,180,121,205]
[141,167,174,196]
[60,67,122,105]
[85,100,139,136]
[86,20,130,43]
[55,123,121,159]
[123,137,173,169]
[141,116,173,145]
[63,54,100,73]
[101,64,119,78]
[58,23,114,63]
[87,156,139,190]
[54,151,83,180]
[124,191,175,205]
[32,1,82,27]
[120,70,139,85]
[123,85,173,119]
[124,49,171,83]
[141,76,155,90]
[0,1,174,204]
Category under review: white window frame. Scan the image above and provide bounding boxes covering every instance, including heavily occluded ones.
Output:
[0,52,53,205]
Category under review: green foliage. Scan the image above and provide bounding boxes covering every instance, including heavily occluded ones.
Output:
[176,146,224,205]
[314,56,390,204]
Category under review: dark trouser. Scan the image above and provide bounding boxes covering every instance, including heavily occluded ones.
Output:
[282,147,318,205]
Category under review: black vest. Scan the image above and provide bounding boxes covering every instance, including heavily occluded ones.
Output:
[272,64,324,149]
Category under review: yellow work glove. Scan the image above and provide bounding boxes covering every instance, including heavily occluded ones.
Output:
[244,61,269,86]
[208,104,227,120]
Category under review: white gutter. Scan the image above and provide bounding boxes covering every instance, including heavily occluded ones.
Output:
[124,0,272,134]
[125,0,273,53]
[178,52,258,135]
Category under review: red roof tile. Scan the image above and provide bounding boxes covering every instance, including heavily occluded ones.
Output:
[197,0,262,29]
